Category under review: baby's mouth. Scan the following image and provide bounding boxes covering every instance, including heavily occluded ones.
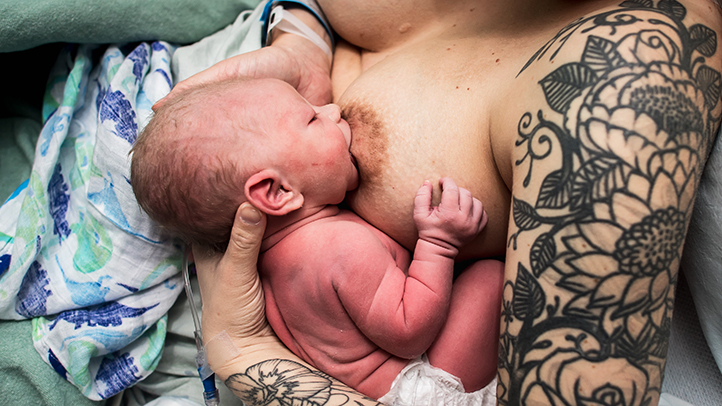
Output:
[346,120,357,170]
[350,152,358,170]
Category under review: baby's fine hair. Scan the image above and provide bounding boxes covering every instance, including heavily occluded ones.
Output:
[130,86,248,252]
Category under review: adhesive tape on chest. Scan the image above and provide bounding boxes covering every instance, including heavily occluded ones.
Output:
[268,5,333,60]
[204,331,241,369]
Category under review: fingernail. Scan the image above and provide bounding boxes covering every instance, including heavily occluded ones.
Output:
[240,204,262,225]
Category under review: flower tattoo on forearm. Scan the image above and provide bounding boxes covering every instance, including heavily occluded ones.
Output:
[224,359,382,406]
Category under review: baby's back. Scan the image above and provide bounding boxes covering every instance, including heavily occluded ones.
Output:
[258,209,412,395]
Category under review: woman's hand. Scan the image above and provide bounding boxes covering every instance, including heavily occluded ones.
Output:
[193,204,382,405]
[156,8,333,109]
[192,203,277,378]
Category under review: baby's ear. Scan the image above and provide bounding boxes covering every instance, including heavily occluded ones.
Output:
[245,170,304,216]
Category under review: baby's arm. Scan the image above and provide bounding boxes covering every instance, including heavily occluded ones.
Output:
[351,178,487,358]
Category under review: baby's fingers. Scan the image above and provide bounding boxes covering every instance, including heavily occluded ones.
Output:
[474,198,489,231]
[458,187,475,215]
[414,181,434,217]
[439,177,460,210]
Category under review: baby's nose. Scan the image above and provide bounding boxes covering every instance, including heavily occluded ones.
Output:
[320,104,341,122]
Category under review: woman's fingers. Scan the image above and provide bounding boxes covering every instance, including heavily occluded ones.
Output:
[224,203,266,269]
[194,203,269,344]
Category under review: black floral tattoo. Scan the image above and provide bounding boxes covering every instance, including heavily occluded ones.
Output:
[502,1,720,406]
[224,359,382,406]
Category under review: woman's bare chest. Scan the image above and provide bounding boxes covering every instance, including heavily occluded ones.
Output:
[335,38,519,258]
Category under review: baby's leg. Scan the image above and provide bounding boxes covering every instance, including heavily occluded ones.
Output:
[426,259,504,392]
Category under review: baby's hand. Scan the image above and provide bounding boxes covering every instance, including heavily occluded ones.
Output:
[413,178,487,257]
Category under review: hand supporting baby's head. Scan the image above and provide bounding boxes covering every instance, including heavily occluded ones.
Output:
[131,80,256,252]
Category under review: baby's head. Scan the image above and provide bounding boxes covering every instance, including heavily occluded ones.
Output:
[131,77,358,251]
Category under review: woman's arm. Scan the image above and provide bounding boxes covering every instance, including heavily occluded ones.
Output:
[498,1,722,405]
[193,203,382,405]
[157,4,334,108]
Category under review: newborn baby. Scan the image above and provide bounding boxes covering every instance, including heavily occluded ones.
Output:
[131,77,503,404]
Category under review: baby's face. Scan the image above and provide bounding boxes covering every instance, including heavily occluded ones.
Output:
[250,79,359,203]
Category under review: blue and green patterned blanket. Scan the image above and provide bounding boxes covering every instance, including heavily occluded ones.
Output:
[0,1,270,400]
[0,42,183,400]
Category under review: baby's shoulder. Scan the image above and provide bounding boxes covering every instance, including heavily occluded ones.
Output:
[263,213,406,282]
[299,212,384,246]
[281,213,394,261]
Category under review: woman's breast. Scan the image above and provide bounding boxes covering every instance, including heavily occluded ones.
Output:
[337,41,511,259]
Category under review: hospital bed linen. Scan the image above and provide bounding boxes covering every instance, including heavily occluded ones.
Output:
[0,0,261,53]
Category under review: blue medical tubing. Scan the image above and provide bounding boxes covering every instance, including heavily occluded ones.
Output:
[182,249,220,406]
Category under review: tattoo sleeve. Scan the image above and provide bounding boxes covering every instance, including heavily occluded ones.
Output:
[223,359,383,406]
[501,1,721,405]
